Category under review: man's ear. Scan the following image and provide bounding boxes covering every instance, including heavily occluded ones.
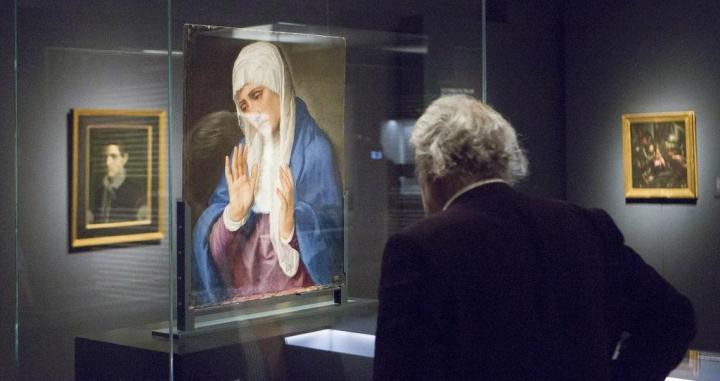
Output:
[121,153,129,166]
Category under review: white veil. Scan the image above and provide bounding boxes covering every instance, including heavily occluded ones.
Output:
[231,42,299,277]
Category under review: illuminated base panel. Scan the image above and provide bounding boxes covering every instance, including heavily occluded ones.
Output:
[284,329,375,358]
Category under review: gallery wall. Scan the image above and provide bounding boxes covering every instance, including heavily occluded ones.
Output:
[486,0,565,199]
[0,3,17,380]
[565,0,720,351]
[14,3,172,380]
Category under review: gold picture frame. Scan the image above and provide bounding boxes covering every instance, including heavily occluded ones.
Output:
[670,350,700,378]
[622,111,698,199]
[70,109,167,249]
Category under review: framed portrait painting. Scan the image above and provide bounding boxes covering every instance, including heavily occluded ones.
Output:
[70,109,167,250]
[622,111,698,199]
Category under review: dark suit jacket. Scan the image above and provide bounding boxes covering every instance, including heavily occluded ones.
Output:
[373,182,695,381]
[93,177,146,223]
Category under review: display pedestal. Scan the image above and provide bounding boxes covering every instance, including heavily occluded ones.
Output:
[75,299,377,381]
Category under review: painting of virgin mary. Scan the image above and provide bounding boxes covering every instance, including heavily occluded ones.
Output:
[190,41,344,306]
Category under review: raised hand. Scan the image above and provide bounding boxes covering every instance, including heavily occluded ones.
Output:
[225,144,259,222]
[275,164,295,240]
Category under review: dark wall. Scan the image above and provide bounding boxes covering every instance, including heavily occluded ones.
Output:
[0,2,17,381]
[565,0,720,351]
[487,1,566,199]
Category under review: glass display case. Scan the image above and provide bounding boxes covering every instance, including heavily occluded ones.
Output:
[5,1,487,379]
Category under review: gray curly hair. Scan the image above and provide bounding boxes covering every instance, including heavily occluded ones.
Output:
[411,94,528,185]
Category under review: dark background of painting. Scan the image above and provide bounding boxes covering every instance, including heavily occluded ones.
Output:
[630,121,689,189]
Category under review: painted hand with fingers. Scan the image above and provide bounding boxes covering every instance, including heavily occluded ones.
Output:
[225,144,259,222]
[276,164,295,241]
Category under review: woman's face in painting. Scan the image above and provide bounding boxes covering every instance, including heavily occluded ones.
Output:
[235,84,281,137]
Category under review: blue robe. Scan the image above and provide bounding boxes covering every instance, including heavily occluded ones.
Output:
[191,98,344,306]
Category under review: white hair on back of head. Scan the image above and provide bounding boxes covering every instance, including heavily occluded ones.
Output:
[410,94,528,185]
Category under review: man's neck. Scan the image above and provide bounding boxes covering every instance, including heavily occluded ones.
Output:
[442,178,506,211]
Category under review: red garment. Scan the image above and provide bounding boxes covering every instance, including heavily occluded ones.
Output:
[210,213,313,297]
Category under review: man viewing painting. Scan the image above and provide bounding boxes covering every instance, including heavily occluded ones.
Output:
[191,42,343,305]
[373,95,695,380]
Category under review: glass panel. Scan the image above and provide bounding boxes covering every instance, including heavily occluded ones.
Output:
[14,1,172,380]
[2,1,18,380]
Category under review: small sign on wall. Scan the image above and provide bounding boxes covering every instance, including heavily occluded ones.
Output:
[440,87,475,96]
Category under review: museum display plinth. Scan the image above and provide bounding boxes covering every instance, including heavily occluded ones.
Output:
[75,299,377,381]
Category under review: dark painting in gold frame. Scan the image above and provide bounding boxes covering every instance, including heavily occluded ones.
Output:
[70,109,167,250]
[622,111,698,199]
